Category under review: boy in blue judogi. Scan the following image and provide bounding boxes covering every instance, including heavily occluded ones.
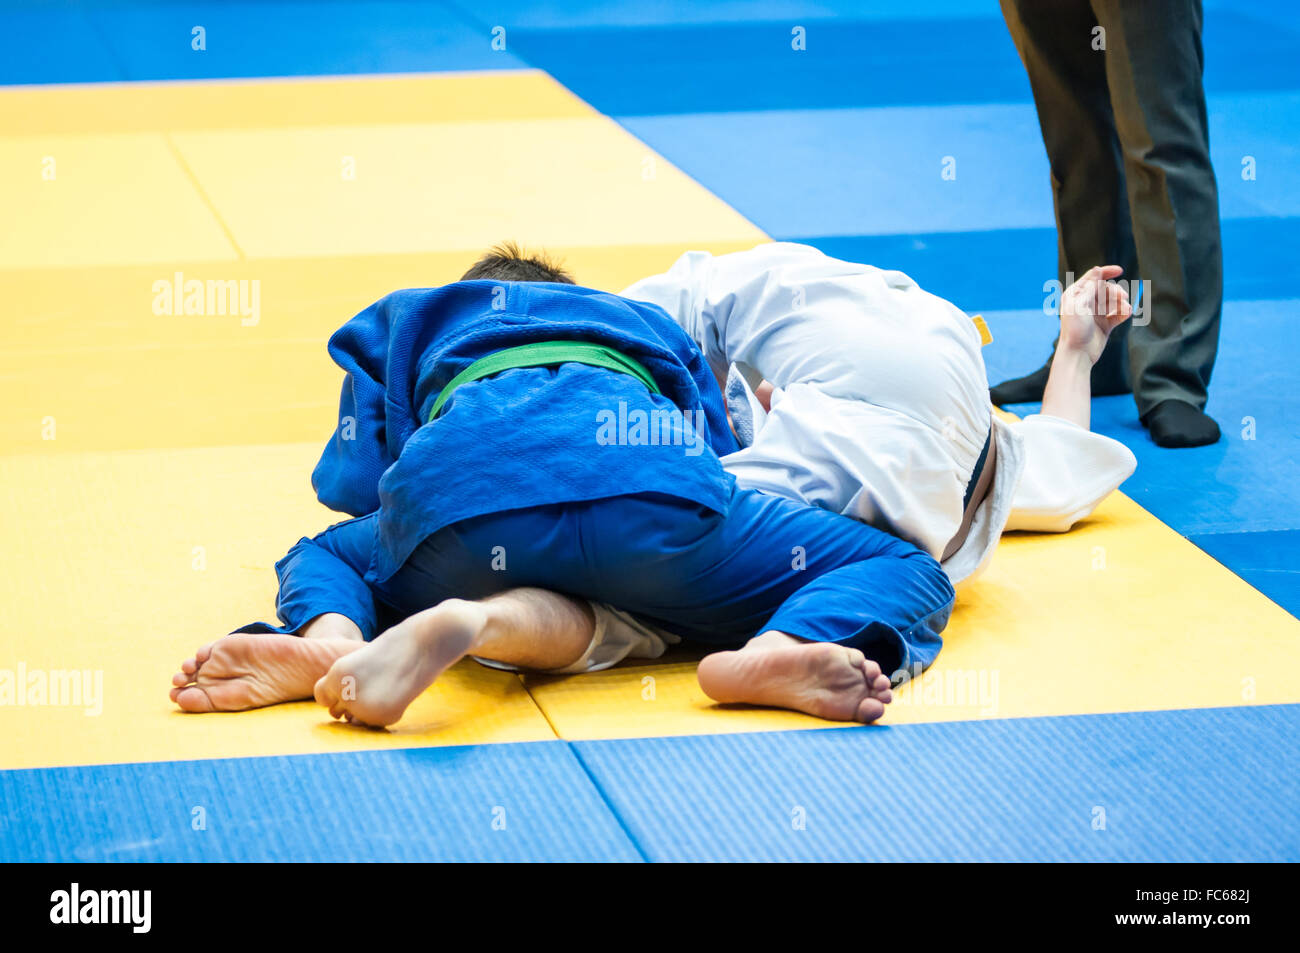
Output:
[170,246,954,727]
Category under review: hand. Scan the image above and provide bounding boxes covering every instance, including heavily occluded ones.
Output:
[1059,265,1133,365]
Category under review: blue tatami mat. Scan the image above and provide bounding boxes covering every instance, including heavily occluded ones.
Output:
[804,216,1300,314]
[0,742,641,862]
[617,90,1299,249]
[573,705,1300,862]
[507,16,1036,115]
[498,5,1300,117]
[0,6,123,85]
[1191,530,1300,617]
[0,1,527,85]
[13,0,1292,94]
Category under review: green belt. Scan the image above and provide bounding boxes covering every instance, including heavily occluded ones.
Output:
[428,340,662,421]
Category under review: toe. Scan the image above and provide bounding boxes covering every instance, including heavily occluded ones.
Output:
[855,696,886,724]
[173,686,216,713]
[194,642,217,664]
[181,658,198,675]
[313,675,334,708]
[172,671,192,687]
[176,677,266,712]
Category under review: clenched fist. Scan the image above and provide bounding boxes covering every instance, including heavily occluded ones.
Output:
[1060,265,1134,365]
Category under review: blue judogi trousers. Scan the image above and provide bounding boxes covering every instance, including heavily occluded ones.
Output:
[248,483,955,676]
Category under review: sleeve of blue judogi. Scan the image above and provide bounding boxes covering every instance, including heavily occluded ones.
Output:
[234,516,381,640]
[311,299,397,517]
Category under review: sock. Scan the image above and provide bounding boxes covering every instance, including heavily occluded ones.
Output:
[1142,399,1220,448]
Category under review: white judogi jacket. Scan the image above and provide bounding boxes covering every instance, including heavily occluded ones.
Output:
[621,242,1137,586]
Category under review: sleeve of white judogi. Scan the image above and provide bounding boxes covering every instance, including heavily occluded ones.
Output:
[1004,414,1138,532]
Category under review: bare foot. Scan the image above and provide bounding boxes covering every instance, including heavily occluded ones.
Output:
[170,633,361,712]
[696,630,895,723]
[314,599,488,728]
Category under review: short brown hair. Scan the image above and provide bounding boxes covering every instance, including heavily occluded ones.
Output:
[460,241,576,284]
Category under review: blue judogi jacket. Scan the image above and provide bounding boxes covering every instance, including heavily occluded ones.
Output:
[308,280,739,583]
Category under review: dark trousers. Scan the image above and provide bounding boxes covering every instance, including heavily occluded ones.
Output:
[1001,0,1223,416]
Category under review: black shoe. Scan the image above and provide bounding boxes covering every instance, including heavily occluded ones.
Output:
[1141,399,1221,448]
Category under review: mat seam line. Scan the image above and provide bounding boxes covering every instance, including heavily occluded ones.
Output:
[518,673,649,861]
[79,0,133,84]
[164,133,247,260]
[566,740,652,864]
[519,673,564,742]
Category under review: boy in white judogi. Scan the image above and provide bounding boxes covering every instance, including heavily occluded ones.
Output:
[621,242,1138,586]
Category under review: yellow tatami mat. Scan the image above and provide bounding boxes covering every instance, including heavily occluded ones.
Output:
[0,71,591,136]
[0,133,239,268]
[1,70,763,269]
[0,445,556,770]
[0,68,764,456]
[526,492,1300,740]
[171,117,761,259]
[0,243,762,456]
[4,438,1296,770]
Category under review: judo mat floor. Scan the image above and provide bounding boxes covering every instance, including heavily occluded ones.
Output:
[2,0,1297,862]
